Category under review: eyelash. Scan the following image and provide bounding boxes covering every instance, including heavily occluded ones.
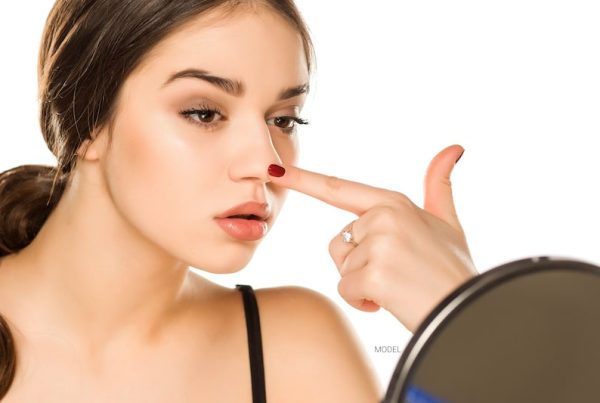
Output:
[180,104,309,135]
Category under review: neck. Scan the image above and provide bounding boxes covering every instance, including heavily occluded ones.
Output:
[4,169,193,353]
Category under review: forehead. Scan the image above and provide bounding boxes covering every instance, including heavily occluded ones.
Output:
[135,6,309,91]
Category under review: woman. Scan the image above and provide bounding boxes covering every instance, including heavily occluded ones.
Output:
[0,0,476,401]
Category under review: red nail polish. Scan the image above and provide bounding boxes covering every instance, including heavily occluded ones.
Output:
[455,149,465,164]
[268,164,285,177]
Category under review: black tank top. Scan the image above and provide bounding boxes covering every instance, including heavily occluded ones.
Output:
[235,284,267,403]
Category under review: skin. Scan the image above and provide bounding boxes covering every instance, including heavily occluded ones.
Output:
[269,144,478,332]
[0,3,476,402]
[0,5,379,402]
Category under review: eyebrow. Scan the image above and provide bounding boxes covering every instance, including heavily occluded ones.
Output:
[163,68,309,101]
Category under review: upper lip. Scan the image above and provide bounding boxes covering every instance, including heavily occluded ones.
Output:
[216,201,272,220]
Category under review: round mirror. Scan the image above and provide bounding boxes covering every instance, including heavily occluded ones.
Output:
[383,256,600,403]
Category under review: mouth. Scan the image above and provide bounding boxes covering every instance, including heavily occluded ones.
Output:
[226,214,264,221]
[215,213,269,241]
[217,201,272,221]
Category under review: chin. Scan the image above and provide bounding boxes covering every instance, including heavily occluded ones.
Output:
[186,243,257,275]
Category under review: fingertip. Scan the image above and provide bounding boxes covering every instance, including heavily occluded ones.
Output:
[267,163,286,178]
[455,148,465,164]
[427,144,463,180]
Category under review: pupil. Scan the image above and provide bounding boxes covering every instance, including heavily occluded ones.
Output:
[200,111,213,122]
[276,117,290,127]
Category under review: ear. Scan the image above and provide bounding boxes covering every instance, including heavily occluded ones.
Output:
[77,127,109,162]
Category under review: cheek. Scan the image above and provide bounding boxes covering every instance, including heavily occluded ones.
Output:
[103,106,222,250]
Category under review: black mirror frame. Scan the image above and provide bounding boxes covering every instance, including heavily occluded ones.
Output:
[382,255,600,403]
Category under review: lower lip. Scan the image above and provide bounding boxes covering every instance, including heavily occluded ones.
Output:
[214,218,268,241]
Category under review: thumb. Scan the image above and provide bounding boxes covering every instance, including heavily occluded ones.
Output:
[423,144,465,231]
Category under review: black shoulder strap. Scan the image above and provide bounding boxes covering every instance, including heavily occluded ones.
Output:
[235,284,267,403]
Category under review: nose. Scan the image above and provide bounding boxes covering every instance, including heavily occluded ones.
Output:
[227,117,283,183]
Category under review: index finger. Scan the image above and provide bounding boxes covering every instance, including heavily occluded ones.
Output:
[267,163,397,215]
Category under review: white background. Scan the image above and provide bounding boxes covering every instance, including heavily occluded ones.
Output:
[1,1,599,394]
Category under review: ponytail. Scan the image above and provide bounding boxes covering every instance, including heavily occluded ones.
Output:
[0,165,67,257]
[0,164,67,398]
[0,314,16,399]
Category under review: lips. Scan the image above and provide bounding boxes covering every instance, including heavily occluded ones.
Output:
[216,201,271,221]
[215,201,271,241]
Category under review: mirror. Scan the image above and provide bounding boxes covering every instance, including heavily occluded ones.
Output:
[383,256,600,403]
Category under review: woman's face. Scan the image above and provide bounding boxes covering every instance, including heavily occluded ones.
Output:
[89,7,309,273]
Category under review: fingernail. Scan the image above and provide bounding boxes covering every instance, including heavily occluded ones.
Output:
[268,164,286,177]
[455,149,465,164]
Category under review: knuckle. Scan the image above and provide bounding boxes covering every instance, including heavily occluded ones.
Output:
[328,237,337,255]
[390,191,417,209]
[339,257,351,275]
[369,205,402,229]
[337,276,350,296]
[377,204,400,220]
[362,264,384,292]
[328,240,348,269]
[368,233,398,257]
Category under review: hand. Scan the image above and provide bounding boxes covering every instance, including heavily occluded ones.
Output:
[268,144,477,332]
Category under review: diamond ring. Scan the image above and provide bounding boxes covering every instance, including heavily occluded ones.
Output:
[340,220,358,246]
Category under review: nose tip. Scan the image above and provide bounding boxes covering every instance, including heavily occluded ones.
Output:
[238,158,282,183]
[228,132,283,183]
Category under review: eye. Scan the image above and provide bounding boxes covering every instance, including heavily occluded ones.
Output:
[267,116,310,135]
[180,106,224,128]
[180,105,309,135]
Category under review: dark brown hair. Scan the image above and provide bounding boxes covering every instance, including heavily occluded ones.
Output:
[0,0,314,397]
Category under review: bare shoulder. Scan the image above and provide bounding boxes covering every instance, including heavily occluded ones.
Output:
[254,286,382,402]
